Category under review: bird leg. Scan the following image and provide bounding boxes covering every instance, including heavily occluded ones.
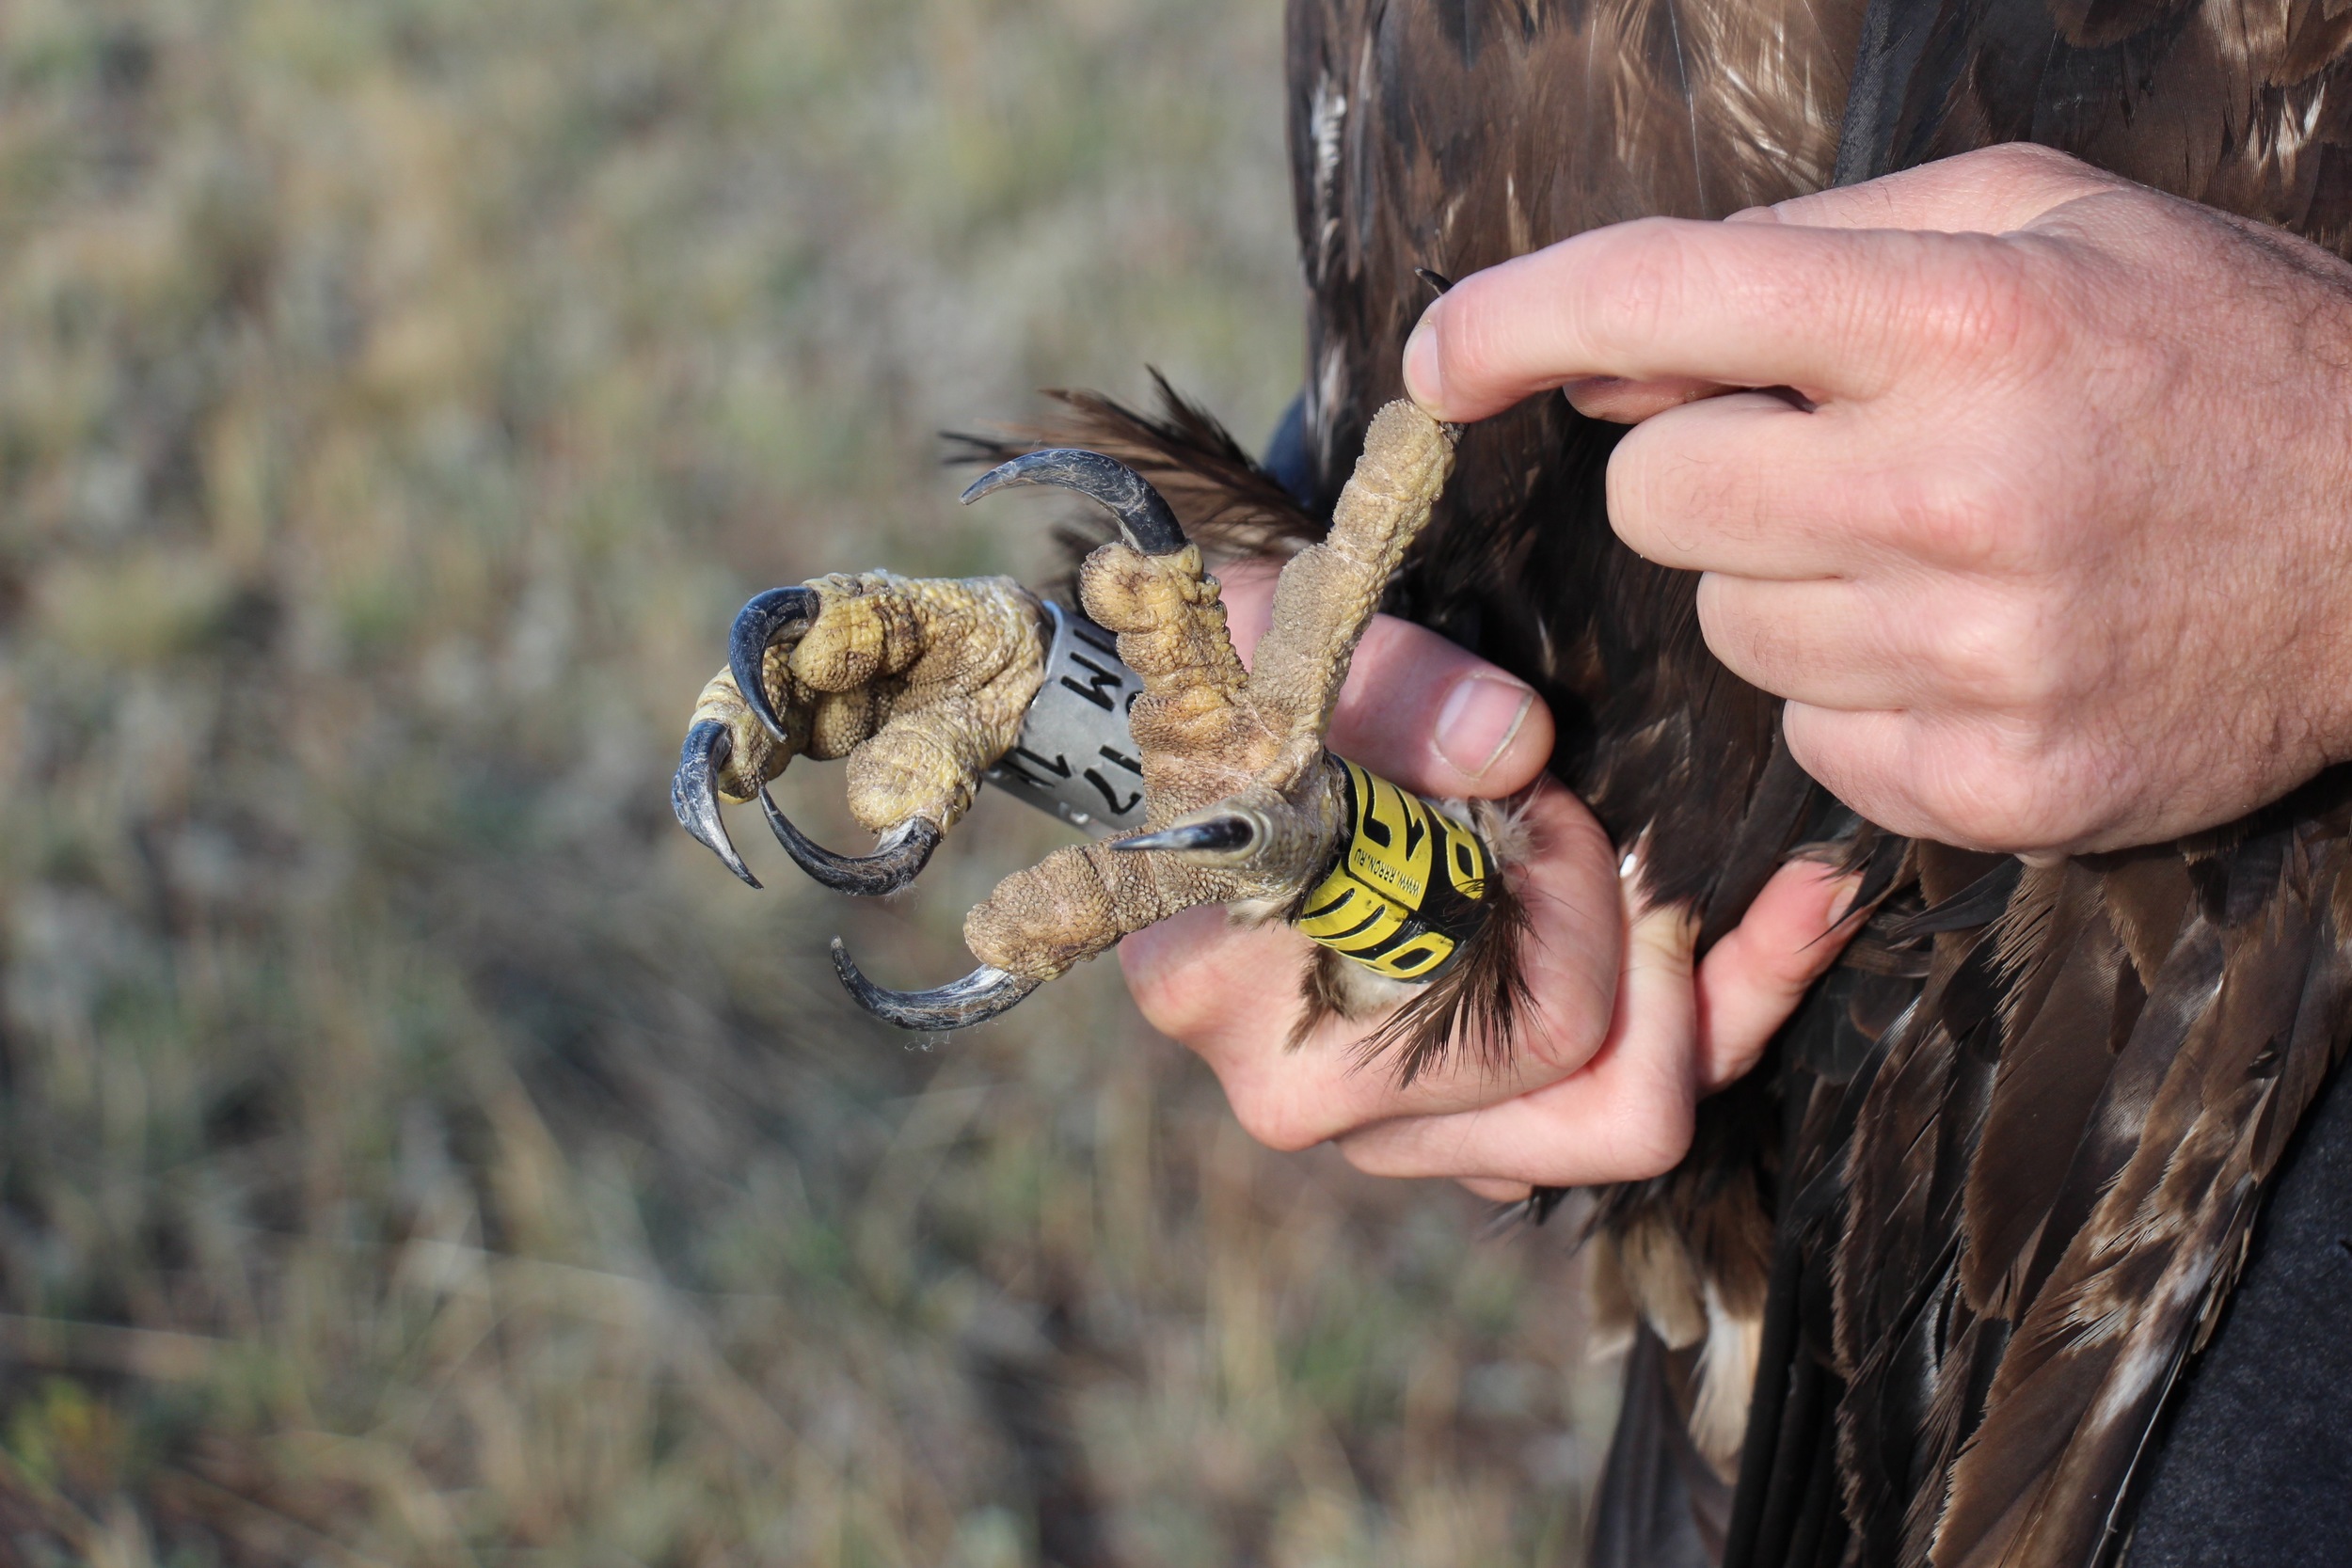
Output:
[835,401,1482,1029]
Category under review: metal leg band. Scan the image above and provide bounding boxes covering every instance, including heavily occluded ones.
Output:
[982,601,1152,836]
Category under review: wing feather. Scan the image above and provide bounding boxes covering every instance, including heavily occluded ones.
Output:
[1257,9,2352,1566]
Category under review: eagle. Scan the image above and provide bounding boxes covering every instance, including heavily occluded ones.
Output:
[673,1,2352,1563]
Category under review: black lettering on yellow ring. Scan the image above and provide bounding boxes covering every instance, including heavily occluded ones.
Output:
[1294,760,1493,981]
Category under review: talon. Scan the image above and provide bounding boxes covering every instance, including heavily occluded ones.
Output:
[728,585,822,744]
[672,720,761,888]
[829,940,1041,1030]
[757,786,942,896]
[961,450,1189,556]
[1112,815,1257,856]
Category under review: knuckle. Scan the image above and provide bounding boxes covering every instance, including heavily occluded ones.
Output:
[1229,1088,1324,1153]
[1903,724,2080,850]
[1924,766,2042,848]
[1131,984,1215,1046]
[1923,596,2070,717]
[1883,456,2034,571]
[1437,276,1510,392]
[1785,706,1932,843]
[1970,141,2089,185]
[1694,575,1778,683]
[1520,1022,1597,1080]
[1520,990,1616,1079]
[1883,235,2052,382]
[1120,946,1217,1039]
[1611,427,1723,556]
[1609,1091,1695,1180]
[1603,439,1659,546]
[1585,219,1694,361]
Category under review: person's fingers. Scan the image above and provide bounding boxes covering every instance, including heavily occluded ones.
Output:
[1459,1178,1535,1203]
[1402,219,2003,421]
[1692,860,1866,1089]
[1120,906,1444,1151]
[1120,903,1310,1049]
[1604,390,2044,580]
[1559,150,2115,424]
[1693,574,2055,715]
[1739,144,2120,235]
[1339,854,1873,1183]
[1216,563,1555,798]
[1696,575,1900,710]
[1604,392,1868,579]
[1778,703,2096,854]
[1121,784,1621,1147]
[1563,373,1727,423]
[1335,871,1702,1187]
[1331,626,1552,797]
[1333,857,1872,1184]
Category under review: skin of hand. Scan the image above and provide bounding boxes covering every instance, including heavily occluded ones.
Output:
[1120,562,1862,1200]
[1404,143,2352,857]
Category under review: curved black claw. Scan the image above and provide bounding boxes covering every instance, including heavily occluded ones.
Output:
[757,786,942,896]
[673,720,760,888]
[1111,816,1256,855]
[961,450,1188,557]
[728,585,822,744]
[829,940,1041,1030]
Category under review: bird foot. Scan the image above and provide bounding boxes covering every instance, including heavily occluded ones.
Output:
[674,401,1494,1034]
[672,572,1047,894]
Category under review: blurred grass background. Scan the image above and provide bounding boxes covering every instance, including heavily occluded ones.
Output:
[0,1,1610,1561]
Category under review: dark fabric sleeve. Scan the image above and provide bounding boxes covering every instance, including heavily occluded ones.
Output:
[2123,1057,2352,1567]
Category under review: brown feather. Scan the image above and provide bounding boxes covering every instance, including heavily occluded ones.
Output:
[947,373,1324,579]
[1960,867,2133,1315]
[1931,813,2352,1567]
[977,4,2352,1561]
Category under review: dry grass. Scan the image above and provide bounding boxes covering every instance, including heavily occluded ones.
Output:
[0,1,1611,1562]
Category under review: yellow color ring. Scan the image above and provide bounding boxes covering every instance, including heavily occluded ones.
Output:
[1294,760,1492,981]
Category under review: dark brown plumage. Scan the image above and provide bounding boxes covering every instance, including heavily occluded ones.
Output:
[981,1,2352,1562]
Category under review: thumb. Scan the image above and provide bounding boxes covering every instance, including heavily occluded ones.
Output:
[1216,559,1556,799]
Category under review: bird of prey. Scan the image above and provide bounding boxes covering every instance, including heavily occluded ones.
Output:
[671,0,2352,1563]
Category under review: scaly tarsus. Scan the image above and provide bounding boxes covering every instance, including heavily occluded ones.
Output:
[757,786,941,896]
[728,585,822,744]
[960,450,1188,557]
[828,940,1041,1029]
[672,720,760,888]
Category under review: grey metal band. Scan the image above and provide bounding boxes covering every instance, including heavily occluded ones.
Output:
[983,600,1151,836]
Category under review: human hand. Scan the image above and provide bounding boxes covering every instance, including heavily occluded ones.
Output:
[1120,564,1861,1199]
[1403,143,2352,856]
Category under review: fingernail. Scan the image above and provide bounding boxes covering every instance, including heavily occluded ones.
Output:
[1829,871,1868,925]
[1403,306,1444,412]
[1435,675,1533,780]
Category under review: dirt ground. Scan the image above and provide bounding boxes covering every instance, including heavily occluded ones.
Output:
[0,2,1608,1561]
